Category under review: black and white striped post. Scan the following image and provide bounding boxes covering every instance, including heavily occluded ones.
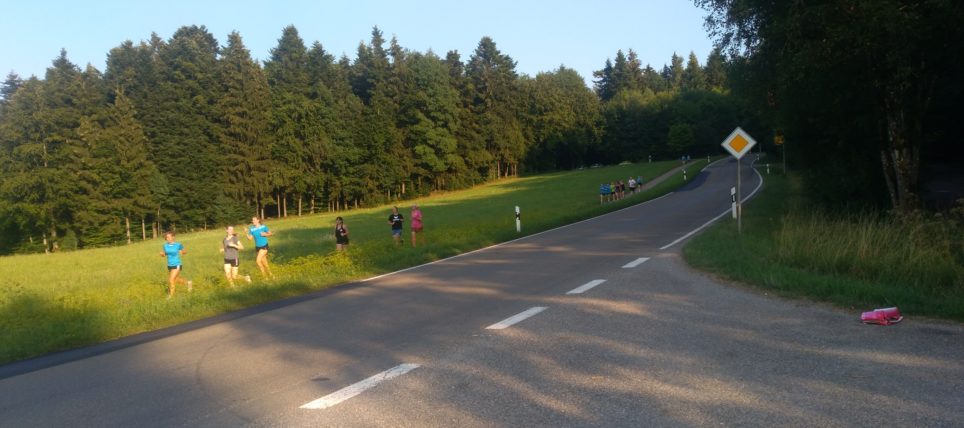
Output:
[515,206,521,233]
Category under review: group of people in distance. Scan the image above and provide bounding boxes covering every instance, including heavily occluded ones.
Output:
[160,205,425,298]
[599,175,645,204]
[386,204,424,247]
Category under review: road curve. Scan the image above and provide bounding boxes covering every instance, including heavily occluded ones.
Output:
[0,157,960,427]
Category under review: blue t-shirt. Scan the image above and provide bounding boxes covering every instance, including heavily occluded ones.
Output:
[163,242,184,267]
[249,225,270,247]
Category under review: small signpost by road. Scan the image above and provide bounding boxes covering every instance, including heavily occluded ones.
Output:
[721,127,757,234]
[515,206,521,232]
[774,131,786,174]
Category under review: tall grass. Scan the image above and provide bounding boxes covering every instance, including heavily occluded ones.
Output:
[776,210,963,293]
[0,161,693,364]
[684,172,964,321]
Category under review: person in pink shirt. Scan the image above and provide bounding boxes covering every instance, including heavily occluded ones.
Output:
[410,204,423,247]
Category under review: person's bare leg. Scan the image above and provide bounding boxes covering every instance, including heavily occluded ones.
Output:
[168,269,178,297]
[257,249,273,278]
[224,264,235,287]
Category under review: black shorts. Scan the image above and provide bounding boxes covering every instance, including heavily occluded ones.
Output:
[167,265,182,271]
[336,237,349,245]
[256,245,269,252]
[224,258,239,267]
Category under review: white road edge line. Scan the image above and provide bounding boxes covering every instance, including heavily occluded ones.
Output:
[659,162,765,250]
[300,363,420,410]
[622,257,650,268]
[486,307,548,330]
[359,159,725,284]
[566,279,607,295]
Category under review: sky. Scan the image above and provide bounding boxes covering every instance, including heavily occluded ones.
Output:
[0,0,716,88]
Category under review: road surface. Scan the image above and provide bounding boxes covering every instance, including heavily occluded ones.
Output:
[1,157,961,427]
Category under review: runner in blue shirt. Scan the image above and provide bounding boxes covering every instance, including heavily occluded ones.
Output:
[159,231,191,298]
[246,216,274,279]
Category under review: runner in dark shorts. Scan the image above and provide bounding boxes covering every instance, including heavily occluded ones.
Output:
[334,216,349,251]
[222,225,250,287]
[388,206,404,246]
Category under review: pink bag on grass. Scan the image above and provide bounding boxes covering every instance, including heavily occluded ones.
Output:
[861,307,903,325]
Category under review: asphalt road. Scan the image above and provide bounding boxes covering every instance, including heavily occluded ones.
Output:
[1,158,961,427]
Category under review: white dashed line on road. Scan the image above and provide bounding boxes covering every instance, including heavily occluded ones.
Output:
[300,363,420,410]
[622,257,650,268]
[566,279,607,295]
[486,307,547,330]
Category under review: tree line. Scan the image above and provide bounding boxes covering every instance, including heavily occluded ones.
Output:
[696,0,964,211]
[0,25,742,253]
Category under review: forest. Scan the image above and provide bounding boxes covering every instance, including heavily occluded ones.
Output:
[5,1,961,255]
[696,0,964,212]
[0,25,741,253]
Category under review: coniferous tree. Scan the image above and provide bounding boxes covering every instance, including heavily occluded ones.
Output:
[683,52,706,90]
[624,50,644,91]
[593,58,616,102]
[668,53,684,90]
[217,31,272,220]
[150,26,222,229]
[351,27,406,204]
[704,48,727,91]
[265,25,327,217]
[641,64,666,93]
[0,77,47,252]
[445,49,490,186]
[105,34,169,236]
[77,90,158,244]
[1,72,23,105]
[312,49,363,211]
[402,52,463,190]
[467,36,524,177]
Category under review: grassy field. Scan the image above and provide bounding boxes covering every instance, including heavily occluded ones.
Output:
[684,171,964,322]
[0,160,694,364]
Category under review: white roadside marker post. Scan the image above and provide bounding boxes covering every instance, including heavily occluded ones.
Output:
[515,206,521,233]
[731,187,737,219]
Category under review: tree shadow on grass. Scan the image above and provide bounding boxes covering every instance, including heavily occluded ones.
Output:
[0,293,110,368]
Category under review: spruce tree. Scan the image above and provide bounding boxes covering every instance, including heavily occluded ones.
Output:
[683,52,706,90]
[669,53,684,90]
[445,49,489,187]
[217,31,272,219]
[467,37,524,178]
[704,48,727,91]
[151,26,222,228]
[265,25,327,217]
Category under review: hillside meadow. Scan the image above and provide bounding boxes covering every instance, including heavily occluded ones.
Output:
[0,161,692,364]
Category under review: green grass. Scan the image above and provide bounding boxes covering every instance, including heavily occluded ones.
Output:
[0,160,696,364]
[683,172,964,321]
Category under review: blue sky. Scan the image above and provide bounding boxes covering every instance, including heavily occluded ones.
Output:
[0,1,715,87]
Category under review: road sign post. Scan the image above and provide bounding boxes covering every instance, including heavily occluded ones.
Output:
[774,132,785,174]
[721,127,757,234]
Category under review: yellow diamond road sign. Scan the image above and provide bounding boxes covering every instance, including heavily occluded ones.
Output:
[721,127,757,159]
